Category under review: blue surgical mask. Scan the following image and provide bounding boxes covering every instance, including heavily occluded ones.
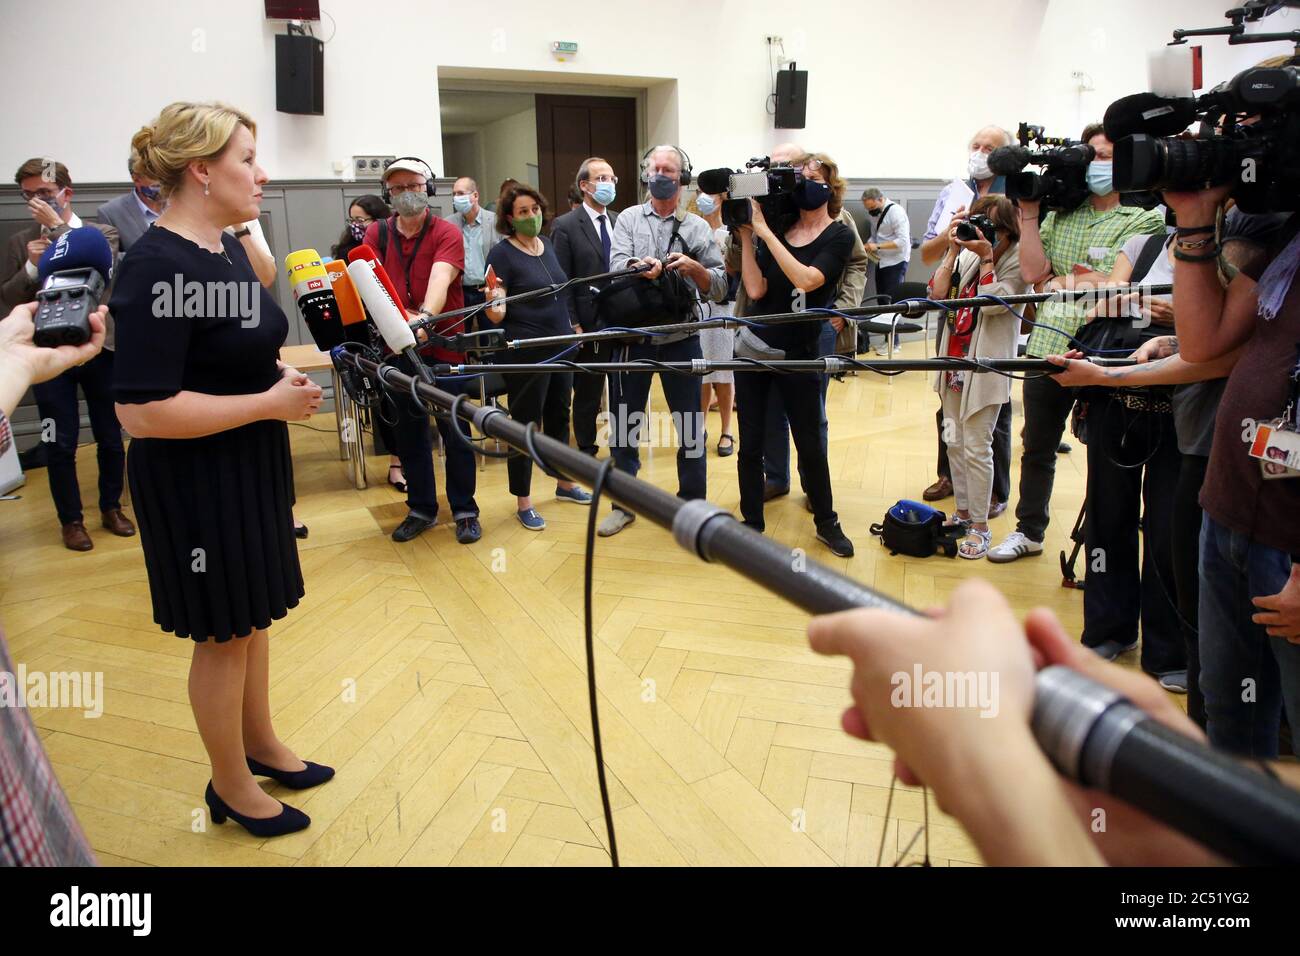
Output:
[592,181,616,207]
[136,184,162,202]
[647,174,678,201]
[43,192,65,216]
[452,194,473,214]
[1087,160,1113,197]
[696,194,717,216]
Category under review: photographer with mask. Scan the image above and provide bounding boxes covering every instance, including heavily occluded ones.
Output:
[736,153,855,558]
[989,124,1164,565]
[599,145,726,538]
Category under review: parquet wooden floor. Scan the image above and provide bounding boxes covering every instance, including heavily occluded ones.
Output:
[1,342,1138,866]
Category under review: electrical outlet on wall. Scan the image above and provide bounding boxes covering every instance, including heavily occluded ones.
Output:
[351,155,397,179]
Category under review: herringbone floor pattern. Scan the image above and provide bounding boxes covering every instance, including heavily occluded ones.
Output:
[1,342,1113,866]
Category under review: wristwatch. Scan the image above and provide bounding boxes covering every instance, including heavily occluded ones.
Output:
[233,227,251,238]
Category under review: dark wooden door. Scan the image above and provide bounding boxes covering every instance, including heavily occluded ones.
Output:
[535,94,638,217]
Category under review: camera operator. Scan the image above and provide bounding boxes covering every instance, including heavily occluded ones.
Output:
[1,158,131,552]
[0,300,106,865]
[723,142,868,505]
[989,124,1165,565]
[1163,183,1300,758]
[927,196,1026,560]
[598,145,726,538]
[736,152,856,557]
[919,125,1015,517]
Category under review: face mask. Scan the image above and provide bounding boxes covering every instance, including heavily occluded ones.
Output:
[42,191,65,216]
[391,190,429,217]
[968,150,992,181]
[1087,161,1113,197]
[868,206,882,217]
[137,184,162,202]
[592,181,616,207]
[452,195,473,214]
[348,220,367,241]
[647,174,678,201]
[696,194,717,216]
[512,213,543,238]
[794,179,831,211]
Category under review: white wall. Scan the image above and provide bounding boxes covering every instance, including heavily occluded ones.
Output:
[1,0,1292,185]
[479,107,538,197]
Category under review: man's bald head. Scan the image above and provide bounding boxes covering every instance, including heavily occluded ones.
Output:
[770,142,804,165]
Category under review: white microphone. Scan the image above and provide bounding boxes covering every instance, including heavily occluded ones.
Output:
[345,258,435,384]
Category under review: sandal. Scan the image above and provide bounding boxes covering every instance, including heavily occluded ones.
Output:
[717,433,735,457]
[958,527,992,560]
[387,464,407,494]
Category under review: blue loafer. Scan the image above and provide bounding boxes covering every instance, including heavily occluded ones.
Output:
[555,485,592,505]
[517,508,546,531]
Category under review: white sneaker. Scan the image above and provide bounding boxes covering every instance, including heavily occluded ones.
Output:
[597,509,636,537]
[987,531,1044,564]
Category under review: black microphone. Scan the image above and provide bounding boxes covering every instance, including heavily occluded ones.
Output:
[34,227,115,347]
[695,167,735,195]
[1103,92,1199,141]
[987,145,1033,176]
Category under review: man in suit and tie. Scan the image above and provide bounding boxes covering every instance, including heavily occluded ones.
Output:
[96,150,166,252]
[1,158,131,551]
[550,157,619,457]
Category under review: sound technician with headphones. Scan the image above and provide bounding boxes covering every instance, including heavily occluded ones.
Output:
[365,157,481,545]
[597,144,727,538]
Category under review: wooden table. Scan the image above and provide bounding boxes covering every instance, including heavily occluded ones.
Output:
[279,344,369,490]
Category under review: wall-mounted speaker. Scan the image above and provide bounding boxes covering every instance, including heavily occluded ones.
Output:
[774,64,808,129]
[275,33,323,115]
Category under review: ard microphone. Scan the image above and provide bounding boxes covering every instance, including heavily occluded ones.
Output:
[987,145,1033,176]
[34,226,115,347]
[695,167,735,196]
[1103,92,1199,142]
[346,256,434,384]
[285,249,341,350]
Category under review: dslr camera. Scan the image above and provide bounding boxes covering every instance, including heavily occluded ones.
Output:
[987,123,1095,213]
[954,213,997,244]
[1107,2,1300,213]
[696,157,800,230]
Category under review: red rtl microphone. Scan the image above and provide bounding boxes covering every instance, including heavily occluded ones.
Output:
[347,244,408,315]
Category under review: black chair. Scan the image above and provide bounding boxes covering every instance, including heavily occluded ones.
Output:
[857,281,928,359]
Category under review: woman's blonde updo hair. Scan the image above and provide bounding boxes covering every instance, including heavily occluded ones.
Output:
[131,102,257,199]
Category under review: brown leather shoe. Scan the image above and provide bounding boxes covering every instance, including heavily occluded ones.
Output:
[62,521,94,551]
[101,508,136,537]
[922,476,953,502]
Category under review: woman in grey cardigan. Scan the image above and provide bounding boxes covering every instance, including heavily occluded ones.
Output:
[928,195,1026,559]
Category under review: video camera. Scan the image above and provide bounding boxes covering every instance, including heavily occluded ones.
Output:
[696,157,800,230]
[987,123,1095,213]
[1107,2,1300,214]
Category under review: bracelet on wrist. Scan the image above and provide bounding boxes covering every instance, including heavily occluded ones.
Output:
[1175,224,1215,237]
[1176,235,1216,250]
[1173,245,1220,263]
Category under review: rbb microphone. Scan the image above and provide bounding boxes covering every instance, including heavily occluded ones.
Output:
[34,226,114,347]
[346,255,434,384]
[285,249,342,350]
[324,260,370,343]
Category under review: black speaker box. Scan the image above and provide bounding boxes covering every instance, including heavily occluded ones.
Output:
[275,33,324,115]
[774,66,808,129]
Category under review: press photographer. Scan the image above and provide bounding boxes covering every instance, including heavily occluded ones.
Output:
[989,124,1165,565]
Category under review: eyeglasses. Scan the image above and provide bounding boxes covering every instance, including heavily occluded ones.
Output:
[801,159,825,173]
[386,182,427,195]
[21,188,62,201]
[590,174,618,185]
[348,217,374,225]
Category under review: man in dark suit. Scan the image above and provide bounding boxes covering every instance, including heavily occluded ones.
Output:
[2,158,131,551]
[550,157,619,457]
[95,150,165,252]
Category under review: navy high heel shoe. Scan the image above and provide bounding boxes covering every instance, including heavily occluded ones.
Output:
[204,782,310,837]
[246,755,335,790]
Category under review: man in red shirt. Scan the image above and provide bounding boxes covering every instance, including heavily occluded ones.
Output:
[364,158,480,543]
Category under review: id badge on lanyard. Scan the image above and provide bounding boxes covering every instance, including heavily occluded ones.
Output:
[1248,346,1300,479]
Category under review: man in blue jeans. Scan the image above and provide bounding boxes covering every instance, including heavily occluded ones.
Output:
[1165,186,1300,758]
[598,145,727,537]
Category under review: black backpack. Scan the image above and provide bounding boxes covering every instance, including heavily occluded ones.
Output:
[870,500,964,558]
[1072,233,1170,355]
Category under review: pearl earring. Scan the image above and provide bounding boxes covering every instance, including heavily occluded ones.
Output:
[203,181,210,197]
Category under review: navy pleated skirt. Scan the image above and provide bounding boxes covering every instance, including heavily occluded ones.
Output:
[126,420,304,642]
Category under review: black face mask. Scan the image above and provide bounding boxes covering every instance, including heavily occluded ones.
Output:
[794,179,831,211]
[868,207,882,217]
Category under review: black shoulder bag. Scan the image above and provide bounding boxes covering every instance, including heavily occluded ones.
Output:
[593,214,698,330]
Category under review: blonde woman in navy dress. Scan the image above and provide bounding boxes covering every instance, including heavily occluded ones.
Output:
[111,102,333,837]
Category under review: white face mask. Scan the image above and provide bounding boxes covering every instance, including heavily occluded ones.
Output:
[968,149,993,181]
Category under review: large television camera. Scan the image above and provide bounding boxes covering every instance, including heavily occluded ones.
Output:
[987,123,1095,213]
[1107,1,1300,213]
[696,157,800,230]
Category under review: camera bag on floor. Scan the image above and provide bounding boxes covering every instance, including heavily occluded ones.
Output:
[870,500,964,558]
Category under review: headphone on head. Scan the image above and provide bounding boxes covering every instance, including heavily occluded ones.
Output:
[639,144,693,188]
[380,156,437,204]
